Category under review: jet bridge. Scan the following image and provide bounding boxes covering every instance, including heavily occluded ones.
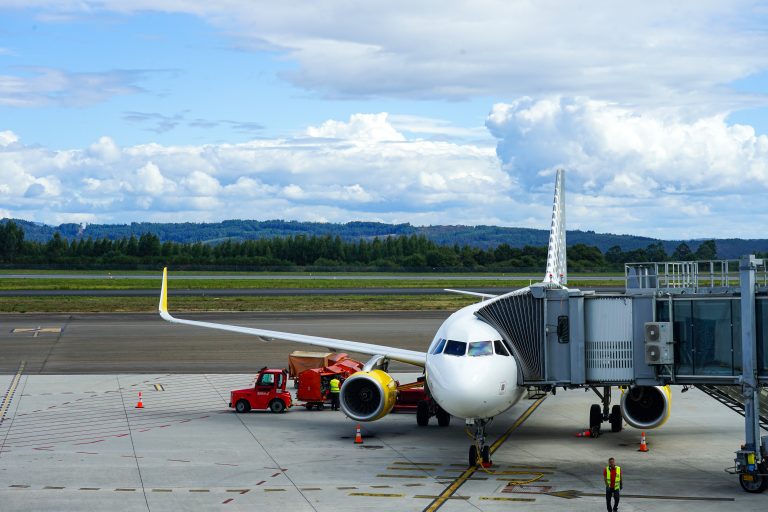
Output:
[476,255,768,492]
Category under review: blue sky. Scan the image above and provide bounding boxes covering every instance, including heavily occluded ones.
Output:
[1,2,768,239]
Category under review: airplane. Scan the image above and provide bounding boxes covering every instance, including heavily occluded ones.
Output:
[159,169,670,467]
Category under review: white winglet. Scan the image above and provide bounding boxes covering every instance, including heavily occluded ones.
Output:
[544,169,567,286]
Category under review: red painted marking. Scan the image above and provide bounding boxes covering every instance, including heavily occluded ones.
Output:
[115,434,129,437]
[222,499,233,504]
[239,490,250,495]
[138,428,151,432]
[76,452,98,455]
[255,481,266,486]
[178,419,191,423]
[158,425,170,428]
[33,447,54,451]
[168,459,190,463]
[271,472,281,477]
[74,439,105,445]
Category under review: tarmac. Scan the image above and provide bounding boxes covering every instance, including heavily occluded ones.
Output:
[0,372,765,511]
[0,311,766,510]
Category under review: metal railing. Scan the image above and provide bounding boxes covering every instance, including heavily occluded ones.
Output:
[625,259,767,292]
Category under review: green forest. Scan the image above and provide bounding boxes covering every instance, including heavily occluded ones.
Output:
[0,220,732,272]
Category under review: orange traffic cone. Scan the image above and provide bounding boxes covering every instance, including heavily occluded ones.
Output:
[354,424,363,444]
[638,431,648,452]
[135,391,144,409]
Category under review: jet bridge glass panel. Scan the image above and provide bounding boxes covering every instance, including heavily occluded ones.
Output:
[657,298,740,376]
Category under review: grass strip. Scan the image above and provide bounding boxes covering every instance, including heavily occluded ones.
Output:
[0,294,477,313]
[0,277,622,291]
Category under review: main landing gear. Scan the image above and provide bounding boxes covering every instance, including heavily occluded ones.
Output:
[467,419,491,467]
[416,399,451,427]
[589,386,622,435]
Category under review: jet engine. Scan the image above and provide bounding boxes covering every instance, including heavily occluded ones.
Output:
[339,370,398,422]
[620,385,672,429]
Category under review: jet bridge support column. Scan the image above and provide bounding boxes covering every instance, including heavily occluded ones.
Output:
[734,255,768,492]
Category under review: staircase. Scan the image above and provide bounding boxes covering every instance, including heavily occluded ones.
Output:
[696,385,768,432]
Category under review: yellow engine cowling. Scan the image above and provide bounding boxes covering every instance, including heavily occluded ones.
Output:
[620,385,672,429]
[339,370,398,422]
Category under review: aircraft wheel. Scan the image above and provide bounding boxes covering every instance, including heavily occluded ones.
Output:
[469,445,478,467]
[416,401,430,427]
[481,445,491,465]
[436,406,450,427]
[589,404,602,431]
[740,463,768,493]
[609,405,622,432]
[235,399,250,413]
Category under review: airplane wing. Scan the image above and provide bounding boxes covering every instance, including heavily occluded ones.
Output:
[158,268,427,367]
[444,288,498,299]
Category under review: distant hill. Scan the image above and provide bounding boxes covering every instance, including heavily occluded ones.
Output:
[5,218,768,259]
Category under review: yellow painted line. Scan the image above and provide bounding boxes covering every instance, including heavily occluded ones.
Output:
[420,396,546,512]
[0,361,25,423]
[480,496,536,502]
[152,489,173,492]
[349,492,405,498]
[115,488,136,491]
[153,384,165,391]
[189,489,209,493]
[494,470,553,475]
[264,488,286,492]
[79,488,100,491]
[414,495,469,500]
[392,461,442,466]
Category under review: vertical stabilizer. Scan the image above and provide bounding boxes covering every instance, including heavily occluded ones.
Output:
[544,169,567,286]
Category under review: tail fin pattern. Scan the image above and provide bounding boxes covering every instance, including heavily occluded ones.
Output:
[544,169,567,286]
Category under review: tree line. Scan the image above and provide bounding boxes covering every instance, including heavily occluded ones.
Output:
[0,219,732,271]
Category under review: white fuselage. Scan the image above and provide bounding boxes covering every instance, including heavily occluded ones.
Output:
[424,302,525,420]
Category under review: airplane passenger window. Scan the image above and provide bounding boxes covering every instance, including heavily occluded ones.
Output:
[494,340,510,356]
[432,338,447,354]
[443,340,467,356]
[468,341,493,356]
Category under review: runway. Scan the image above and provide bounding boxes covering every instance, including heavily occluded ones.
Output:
[0,311,447,374]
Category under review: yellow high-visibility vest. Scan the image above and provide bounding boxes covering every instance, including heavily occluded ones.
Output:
[329,378,340,393]
[605,466,621,490]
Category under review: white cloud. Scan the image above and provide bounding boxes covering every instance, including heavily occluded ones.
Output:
[306,113,405,141]
[486,96,768,237]
[0,130,19,146]
[0,67,148,107]
[0,116,506,228]
[6,1,768,106]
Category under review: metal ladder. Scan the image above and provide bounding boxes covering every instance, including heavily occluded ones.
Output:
[696,385,768,431]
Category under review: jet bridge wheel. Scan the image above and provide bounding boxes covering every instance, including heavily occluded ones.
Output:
[589,404,602,432]
[739,463,768,493]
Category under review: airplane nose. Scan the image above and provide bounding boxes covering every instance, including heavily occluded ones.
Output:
[427,356,516,419]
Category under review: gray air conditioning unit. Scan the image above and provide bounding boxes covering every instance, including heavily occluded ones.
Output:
[644,322,673,365]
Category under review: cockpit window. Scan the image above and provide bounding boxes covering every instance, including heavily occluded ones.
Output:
[468,341,493,357]
[431,338,447,354]
[494,339,510,356]
[443,340,467,356]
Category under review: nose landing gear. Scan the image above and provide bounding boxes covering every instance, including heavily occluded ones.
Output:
[467,419,492,467]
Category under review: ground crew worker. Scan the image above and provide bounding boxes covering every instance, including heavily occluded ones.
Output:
[603,457,622,512]
[329,376,341,411]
